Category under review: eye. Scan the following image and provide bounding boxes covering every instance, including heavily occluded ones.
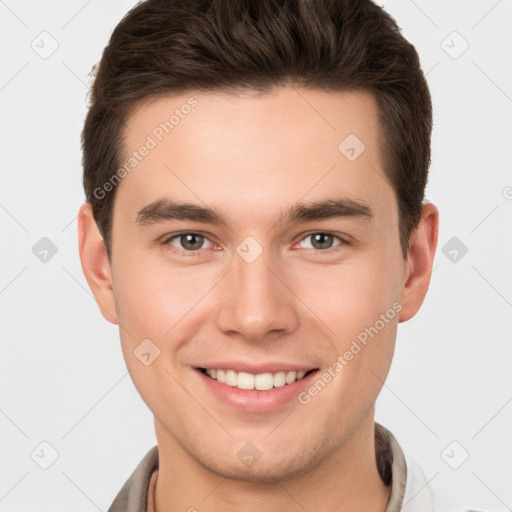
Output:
[165,233,214,252]
[297,233,344,250]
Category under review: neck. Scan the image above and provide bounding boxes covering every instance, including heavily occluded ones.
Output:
[153,413,391,512]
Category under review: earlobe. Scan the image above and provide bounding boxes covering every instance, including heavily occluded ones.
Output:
[77,202,119,325]
[398,202,439,323]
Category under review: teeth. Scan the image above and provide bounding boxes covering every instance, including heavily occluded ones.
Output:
[203,368,311,390]
[225,369,237,387]
[237,372,255,390]
[255,373,274,391]
[273,371,286,388]
[285,371,297,384]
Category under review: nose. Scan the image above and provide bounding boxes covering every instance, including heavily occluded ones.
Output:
[216,245,299,344]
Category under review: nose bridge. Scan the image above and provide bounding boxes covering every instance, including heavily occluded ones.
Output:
[216,241,298,341]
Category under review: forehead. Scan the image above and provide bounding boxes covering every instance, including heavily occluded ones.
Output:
[115,87,395,226]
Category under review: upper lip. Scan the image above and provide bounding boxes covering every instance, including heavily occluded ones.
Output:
[196,362,318,374]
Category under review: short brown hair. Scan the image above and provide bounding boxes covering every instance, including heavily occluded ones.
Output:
[82,0,432,259]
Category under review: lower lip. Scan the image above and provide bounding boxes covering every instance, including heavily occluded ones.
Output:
[195,369,319,413]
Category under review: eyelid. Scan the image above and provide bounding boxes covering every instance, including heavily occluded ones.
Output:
[162,231,217,253]
[161,230,350,254]
[293,232,348,250]
[161,230,212,242]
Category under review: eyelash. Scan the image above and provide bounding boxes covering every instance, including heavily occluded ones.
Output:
[161,231,349,256]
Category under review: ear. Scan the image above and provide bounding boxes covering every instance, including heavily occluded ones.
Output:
[398,202,439,322]
[77,202,119,325]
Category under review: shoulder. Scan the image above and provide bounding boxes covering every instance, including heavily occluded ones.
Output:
[377,423,483,512]
[108,445,159,512]
[402,453,435,510]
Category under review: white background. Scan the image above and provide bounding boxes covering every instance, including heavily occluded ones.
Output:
[1,0,511,510]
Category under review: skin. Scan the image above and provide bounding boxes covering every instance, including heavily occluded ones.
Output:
[78,87,438,511]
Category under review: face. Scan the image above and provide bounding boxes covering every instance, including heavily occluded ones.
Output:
[105,87,410,480]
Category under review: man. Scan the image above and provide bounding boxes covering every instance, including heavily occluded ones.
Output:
[78,0,440,510]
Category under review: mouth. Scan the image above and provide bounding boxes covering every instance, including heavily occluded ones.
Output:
[198,367,318,391]
[194,362,321,412]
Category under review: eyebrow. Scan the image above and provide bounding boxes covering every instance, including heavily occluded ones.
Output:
[135,197,373,227]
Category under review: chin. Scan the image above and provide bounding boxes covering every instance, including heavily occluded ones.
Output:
[193,438,329,483]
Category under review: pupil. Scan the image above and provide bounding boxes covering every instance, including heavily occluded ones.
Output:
[182,234,202,250]
[313,233,332,249]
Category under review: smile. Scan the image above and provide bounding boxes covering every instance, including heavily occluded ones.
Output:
[199,368,316,391]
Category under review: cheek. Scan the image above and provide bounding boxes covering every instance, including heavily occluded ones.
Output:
[112,254,218,337]
[290,254,401,409]
[295,260,399,419]
[293,257,400,342]
[111,257,211,412]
